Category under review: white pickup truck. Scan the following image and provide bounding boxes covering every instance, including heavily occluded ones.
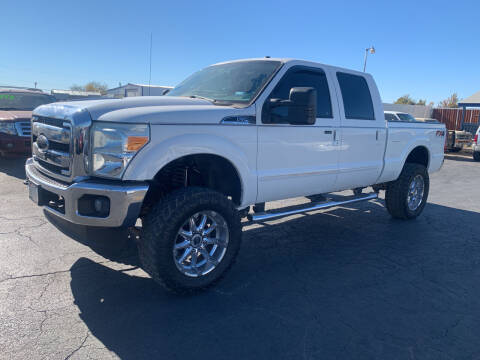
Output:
[26,58,446,292]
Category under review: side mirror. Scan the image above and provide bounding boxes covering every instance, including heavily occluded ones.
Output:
[287,87,317,125]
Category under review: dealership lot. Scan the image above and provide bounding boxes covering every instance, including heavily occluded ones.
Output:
[0,156,479,360]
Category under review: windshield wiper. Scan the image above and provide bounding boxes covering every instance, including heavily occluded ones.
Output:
[188,95,216,103]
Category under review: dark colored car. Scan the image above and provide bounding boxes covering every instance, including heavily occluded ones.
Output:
[0,88,56,157]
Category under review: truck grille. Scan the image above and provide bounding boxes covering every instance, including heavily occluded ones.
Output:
[32,116,72,177]
[14,122,31,137]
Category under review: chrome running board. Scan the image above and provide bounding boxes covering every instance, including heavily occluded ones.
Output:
[248,193,378,222]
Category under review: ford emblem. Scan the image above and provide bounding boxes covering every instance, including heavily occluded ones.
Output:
[37,134,49,151]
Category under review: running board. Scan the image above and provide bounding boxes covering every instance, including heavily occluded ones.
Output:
[248,193,378,222]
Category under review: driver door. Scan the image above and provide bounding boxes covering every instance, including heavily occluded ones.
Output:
[256,66,340,203]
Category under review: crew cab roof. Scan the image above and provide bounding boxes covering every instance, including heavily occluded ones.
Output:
[211,58,373,77]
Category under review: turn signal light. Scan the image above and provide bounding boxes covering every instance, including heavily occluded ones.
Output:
[126,136,149,151]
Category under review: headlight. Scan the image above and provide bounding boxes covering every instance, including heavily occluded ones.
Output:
[91,122,149,179]
[0,122,17,135]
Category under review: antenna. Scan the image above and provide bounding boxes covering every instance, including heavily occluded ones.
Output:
[148,33,153,96]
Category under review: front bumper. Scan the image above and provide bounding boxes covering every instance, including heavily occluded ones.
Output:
[25,158,149,227]
[0,133,31,156]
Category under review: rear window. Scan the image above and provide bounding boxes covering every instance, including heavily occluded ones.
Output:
[337,72,375,120]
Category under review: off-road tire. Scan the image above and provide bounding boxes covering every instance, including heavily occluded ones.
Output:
[474,152,480,161]
[385,163,429,220]
[138,187,242,293]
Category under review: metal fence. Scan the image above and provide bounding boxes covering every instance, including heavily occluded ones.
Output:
[432,108,480,131]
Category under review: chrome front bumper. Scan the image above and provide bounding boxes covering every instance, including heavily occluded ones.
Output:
[25,158,149,227]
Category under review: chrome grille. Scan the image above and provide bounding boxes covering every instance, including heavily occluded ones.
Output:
[14,122,31,137]
[32,116,72,177]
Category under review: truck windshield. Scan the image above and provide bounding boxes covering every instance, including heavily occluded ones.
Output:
[396,113,417,122]
[166,60,282,104]
[0,92,56,111]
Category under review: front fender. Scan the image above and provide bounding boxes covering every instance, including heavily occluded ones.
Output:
[122,125,258,207]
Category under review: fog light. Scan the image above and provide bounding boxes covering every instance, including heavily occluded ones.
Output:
[94,198,103,212]
[78,195,110,218]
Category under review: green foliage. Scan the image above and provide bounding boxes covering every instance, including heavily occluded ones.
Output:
[394,94,416,105]
[394,95,429,106]
[438,93,460,108]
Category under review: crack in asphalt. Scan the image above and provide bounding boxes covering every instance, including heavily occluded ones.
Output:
[0,258,136,284]
[64,332,90,360]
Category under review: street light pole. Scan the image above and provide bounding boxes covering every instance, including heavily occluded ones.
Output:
[363,46,375,72]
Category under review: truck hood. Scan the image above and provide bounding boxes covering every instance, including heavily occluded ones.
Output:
[33,96,254,125]
[0,110,32,121]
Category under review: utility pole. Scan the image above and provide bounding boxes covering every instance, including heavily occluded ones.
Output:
[148,33,153,96]
[363,46,375,72]
[34,81,37,89]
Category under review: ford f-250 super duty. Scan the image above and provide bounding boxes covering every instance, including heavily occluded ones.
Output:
[25,58,446,292]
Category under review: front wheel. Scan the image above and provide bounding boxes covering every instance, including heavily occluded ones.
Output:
[385,163,429,220]
[474,152,480,161]
[138,187,242,293]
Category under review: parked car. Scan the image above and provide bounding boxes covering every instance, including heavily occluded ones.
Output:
[0,88,56,157]
[384,110,417,122]
[473,127,480,161]
[26,58,446,292]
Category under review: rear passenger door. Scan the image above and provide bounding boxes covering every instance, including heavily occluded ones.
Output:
[334,72,386,189]
[256,65,340,203]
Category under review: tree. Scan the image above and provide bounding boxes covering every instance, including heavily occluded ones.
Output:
[70,84,84,91]
[394,94,416,105]
[69,81,108,95]
[85,81,108,95]
[439,93,460,108]
[394,95,429,106]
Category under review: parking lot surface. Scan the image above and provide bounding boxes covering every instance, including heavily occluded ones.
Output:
[0,156,479,360]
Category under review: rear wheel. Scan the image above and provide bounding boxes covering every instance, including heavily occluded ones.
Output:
[385,163,429,220]
[138,187,242,293]
[474,152,480,161]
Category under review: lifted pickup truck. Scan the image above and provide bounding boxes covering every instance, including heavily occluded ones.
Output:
[26,58,445,292]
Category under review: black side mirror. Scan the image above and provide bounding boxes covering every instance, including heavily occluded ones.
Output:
[287,87,317,125]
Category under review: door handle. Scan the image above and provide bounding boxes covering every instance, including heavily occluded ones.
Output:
[324,130,333,134]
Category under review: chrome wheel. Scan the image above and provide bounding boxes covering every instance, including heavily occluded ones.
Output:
[407,175,425,211]
[173,211,229,277]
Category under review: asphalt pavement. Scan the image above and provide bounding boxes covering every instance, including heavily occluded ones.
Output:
[0,155,479,360]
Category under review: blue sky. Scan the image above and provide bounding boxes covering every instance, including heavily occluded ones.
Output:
[1,0,479,104]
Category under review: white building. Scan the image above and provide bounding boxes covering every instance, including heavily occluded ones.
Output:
[106,83,173,98]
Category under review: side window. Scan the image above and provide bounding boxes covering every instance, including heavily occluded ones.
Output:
[337,72,375,120]
[264,68,332,124]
